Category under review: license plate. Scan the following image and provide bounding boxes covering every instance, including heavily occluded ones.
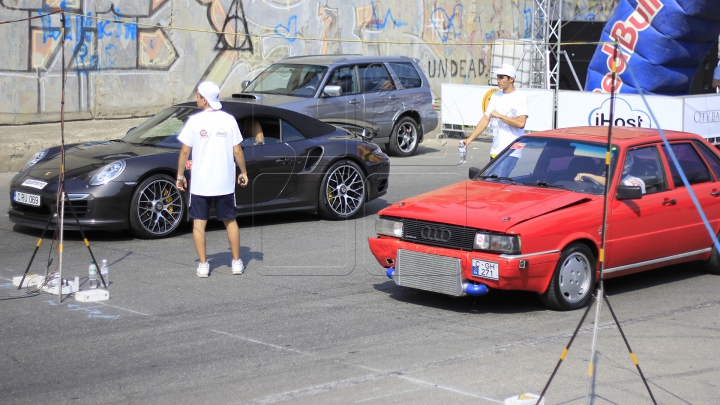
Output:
[472,259,499,280]
[13,191,41,207]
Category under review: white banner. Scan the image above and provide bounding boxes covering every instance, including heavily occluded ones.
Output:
[556,91,684,130]
[683,94,720,139]
[441,84,554,132]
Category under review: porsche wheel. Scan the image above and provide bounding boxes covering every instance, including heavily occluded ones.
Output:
[129,174,185,238]
[318,160,366,220]
[540,243,595,310]
[703,232,720,274]
[387,117,419,157]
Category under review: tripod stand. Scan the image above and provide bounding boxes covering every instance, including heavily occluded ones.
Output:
[535,42,656,405]
[15,11,106,303]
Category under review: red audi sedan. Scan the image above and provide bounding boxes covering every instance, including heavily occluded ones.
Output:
[368,127,720,310]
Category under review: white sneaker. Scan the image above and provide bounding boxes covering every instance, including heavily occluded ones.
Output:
[232,259,244,275]
[197,262,209,278]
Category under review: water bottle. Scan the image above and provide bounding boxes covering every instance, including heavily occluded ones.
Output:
[100,259,109,288]
[88,261,98,289]
[458,141,467,163]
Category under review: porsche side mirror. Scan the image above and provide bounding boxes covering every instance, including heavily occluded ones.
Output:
[616,185,642,200]
[323,85,342,97]
[469,167,481,180]
[241,80,250,90]
[361,128,377,140]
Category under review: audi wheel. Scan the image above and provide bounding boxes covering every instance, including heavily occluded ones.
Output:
[318,159,366,220]
[540,243,595,310]
[129,174,185,238]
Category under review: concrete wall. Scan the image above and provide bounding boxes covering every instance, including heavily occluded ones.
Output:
[0,0,615,124]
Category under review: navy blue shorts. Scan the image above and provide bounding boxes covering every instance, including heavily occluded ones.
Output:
[189,193,237,221]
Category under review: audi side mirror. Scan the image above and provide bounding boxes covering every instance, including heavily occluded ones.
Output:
[616,185,642,200]
[469,167,481,180]
[241,80,250,90]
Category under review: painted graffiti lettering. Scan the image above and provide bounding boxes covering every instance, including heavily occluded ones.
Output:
[427,58,486,79]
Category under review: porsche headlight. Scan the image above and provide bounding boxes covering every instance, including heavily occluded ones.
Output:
[89,161,126,185]
[474,232,521,254]
[24,150,48,170]
[376,218,403,238]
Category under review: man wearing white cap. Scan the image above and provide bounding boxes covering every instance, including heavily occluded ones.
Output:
[460,64,528,176]
[176,81,249,278]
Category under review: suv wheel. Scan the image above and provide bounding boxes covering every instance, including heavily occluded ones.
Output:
[388,117,419,157]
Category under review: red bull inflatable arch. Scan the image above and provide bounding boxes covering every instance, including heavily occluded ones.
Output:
[586,0,720,95]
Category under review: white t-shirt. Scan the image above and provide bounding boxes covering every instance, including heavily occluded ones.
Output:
[622,174,646,194]
[485,90,529,157]
[177,109,242,196]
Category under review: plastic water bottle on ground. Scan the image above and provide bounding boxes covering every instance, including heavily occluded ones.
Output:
[100,259,109,288]
[458,141,467,163]
[88,261,98,289]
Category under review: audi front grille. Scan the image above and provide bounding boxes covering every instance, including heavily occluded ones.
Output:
[401,219,475,250]
[395,249,463,296]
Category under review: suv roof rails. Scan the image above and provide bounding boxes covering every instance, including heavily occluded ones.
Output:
[282,54,363,61]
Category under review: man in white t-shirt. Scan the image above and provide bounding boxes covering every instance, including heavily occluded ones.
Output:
[176,81,249,278]
[460,64,529,177]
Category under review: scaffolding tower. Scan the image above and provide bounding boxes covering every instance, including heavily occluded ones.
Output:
[530,0,563,89]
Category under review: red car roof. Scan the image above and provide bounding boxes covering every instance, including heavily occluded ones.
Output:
[529,126,703,147]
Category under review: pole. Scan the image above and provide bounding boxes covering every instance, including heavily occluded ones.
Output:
[57,11,67,303]
[585,39,620,404]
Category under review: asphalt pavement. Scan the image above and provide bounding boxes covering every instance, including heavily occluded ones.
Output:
[1,120,720,405]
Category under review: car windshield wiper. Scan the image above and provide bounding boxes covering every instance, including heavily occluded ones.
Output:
[524,181,566,189]
[475,174,516,184]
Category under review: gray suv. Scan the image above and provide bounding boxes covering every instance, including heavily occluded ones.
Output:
[235,55,438,156]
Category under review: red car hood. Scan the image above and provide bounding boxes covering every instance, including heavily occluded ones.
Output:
[380,180,595,232]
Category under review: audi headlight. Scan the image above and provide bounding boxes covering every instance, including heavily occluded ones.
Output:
[376,218,403,238]
[474,232,521,254]
[89,161,126,185]
[24,150,48,170]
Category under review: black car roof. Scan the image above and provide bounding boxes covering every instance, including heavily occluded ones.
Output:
[177,101,336,139]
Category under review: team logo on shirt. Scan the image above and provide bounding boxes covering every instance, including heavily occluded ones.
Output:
[200,129,207,137]
[217,130,227,137]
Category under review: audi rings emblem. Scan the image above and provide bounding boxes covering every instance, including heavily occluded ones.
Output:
[421,226,451,242]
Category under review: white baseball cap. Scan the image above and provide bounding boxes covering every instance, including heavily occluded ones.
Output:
[197,81,222,110]
[493,64,517,79]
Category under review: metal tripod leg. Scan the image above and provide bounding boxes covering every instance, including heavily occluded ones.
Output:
[65,197,106,288]
[16,209,56,290]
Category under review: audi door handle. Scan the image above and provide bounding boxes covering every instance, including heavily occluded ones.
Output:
[349,100,359,105]
[711,190,720,196]
[662,199,677,206]
[388,95,398,100]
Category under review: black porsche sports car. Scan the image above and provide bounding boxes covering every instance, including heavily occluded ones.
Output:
[8,102,390,238]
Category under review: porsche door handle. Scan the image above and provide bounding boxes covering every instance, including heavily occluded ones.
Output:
[662,199,677,206]
[275,157,292,164]
[388,95,398,100]
[349,100,360,105]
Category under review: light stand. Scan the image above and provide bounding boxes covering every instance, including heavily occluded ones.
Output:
[535,41,656,405]
[16,11,106,302]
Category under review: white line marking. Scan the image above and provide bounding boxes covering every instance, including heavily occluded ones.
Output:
[354,387,426,403]
[97,302,151,316]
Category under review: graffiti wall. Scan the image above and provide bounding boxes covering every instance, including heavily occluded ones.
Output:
[0,0,615,124]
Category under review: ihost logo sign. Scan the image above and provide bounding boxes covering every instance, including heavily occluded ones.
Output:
[588,97,652,128]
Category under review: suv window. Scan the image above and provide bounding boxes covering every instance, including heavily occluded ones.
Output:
[388,62,422,89]
[359,64,395,93]
[327,66,359,95]
[243,64,327,97]
[662,143,711,186]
